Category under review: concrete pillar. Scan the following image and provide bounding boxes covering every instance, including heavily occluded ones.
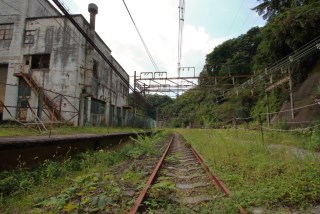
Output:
[104,102,110,126]
[78,93,85,127]
[124,108,128,127]
[86,97,91,125]
[120,107,123,127]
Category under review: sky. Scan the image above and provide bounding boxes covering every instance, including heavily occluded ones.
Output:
[50,0,266,79]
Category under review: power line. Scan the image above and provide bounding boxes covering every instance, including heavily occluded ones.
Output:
[222,34,320,98]
[262,123,320,132]
[122,0,160,73]
[2,0,135,93]
[238,12,252,33]
[224,0,246,38]
[236,102,319,121]
[1,0,115,99]
[51,0,134,92]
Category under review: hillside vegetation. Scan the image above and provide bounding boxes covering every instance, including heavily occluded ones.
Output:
[148,0,320,128]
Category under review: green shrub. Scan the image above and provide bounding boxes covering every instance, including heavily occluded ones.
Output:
[127,134,162,158]
[309,129,320,152]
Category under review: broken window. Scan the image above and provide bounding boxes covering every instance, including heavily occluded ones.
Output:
[24,30,36,44]
[91,99,105,114]
[93,61,98,79]
[0,24,14,41]
[124,85,128,98]
[120,82,123,96]
[18,78,31,97]
[31,54,50,69]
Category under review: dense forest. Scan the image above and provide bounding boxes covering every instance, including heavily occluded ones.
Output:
[137,0,320,128]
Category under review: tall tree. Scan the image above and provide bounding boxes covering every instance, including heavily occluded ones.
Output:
[201,27,261,79]
[253,1,320,69]
[145,94,173,120]
[253,0,313,20]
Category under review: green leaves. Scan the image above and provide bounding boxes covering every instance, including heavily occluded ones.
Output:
[127,134,161,158]
[90,194,109,210]
[254,2,320,67]
[34,173,117,212]
[63,202,77,212]
[1,133,169,212]
[161,2,320,128]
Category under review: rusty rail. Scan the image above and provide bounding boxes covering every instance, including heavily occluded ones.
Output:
[129,135,247,214]
[190,146,247,214]
[129,135,175,214]
[190,147,231,196]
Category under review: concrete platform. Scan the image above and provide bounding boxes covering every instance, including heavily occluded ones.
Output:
[0,131,152,170]
[0,131,152,150]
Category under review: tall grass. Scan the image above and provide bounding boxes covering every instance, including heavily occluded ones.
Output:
[177,129,320,212]
[0,131,166,212]
[0,125,145,137]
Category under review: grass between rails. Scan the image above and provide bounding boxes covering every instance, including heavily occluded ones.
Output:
[0,125,146,137]
[0,131,168,213]
[177,128,320,213]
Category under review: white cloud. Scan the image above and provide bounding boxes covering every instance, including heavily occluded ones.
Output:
[59,0,225,78]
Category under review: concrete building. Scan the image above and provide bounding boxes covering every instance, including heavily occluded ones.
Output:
[0,0,130,127]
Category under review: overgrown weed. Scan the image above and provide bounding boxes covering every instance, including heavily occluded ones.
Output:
[177,128,320,212]
[0,132,167,212]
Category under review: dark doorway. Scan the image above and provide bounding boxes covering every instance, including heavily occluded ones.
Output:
[17,79,31,121]
[0,64,8,121]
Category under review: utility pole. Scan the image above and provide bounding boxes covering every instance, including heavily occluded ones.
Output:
[289,68,294,119]
[258,114,265,145]
[133,71,137,126]
[265,92,270,128]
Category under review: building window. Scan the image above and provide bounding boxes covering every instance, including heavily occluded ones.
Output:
[91,99,105,114]
[120,82,123,96]
[0,24,14,41]
[93,61,98,79]
[31,54,50,69]
[24,30,36,44]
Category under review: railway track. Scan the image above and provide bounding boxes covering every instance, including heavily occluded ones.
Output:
[130,133,247,213]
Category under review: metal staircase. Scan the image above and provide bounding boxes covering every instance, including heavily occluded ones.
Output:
[13,72,63,122]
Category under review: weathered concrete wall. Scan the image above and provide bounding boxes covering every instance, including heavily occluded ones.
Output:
[0,0,60,56]
[0,0,60,120]
[78,15,129,126]
[26,0,60,17]
[22,17,83,124]
[0,0,130,126]
[24,18,81,93]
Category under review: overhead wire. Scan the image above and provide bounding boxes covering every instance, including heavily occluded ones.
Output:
[235,102,319,122]
[37,0,130,96]
[51,0,135,92]
[262,123,320,132]
[238,12,252,33]
[222,34,320,98]
[276,120,320,124]
[0,0,83,45]
[1,0,159,120]
[1,0,102,99]
[1,0,138,100]
[122,0,160,73]
[224,0,246,38]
